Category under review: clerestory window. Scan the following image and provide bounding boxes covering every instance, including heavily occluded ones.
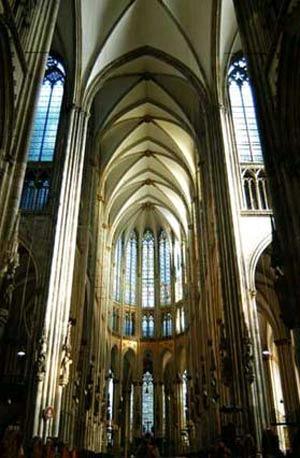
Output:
[125,231,137,305]
[20,55,65,212]
[228,57,263,163]
[162,312,173,337]
[28,55,65,162]
[142,314,155,338]
[142,371,154,433]
[142,230,155,308]
[159,231,171,305]
[113,236,122,302]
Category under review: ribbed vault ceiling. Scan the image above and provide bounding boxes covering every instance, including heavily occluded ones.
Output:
[56,0,240,241]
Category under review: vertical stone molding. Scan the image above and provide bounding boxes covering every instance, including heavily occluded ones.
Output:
[274,338,300,426]
[33,105,90,439]
[154,381,163,438]
[0,1,60,273]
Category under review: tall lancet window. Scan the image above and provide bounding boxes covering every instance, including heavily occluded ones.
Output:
[228,57,263,163]
[142,230,155,308]
[113,236,122,302]
[159,231,171,305]
[28,55,65,162]
[20,55,65,211]
[142,314,155,338]
[125,231,137,304]
[142,371,154,433]
[162,312,173,337]
[175,241,183,302]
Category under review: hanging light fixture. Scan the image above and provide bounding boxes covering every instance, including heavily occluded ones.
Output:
[17,346,26,357]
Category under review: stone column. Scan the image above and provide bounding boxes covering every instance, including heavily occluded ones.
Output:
[0,0,60,274]
[172,376,182,455]
[247,289,269,445]
[133,381,142,439]
[205,104,251,434]
[262,353,276,425]
[33,105,89,439]
[155,381,163,439]
[274,338,300,425]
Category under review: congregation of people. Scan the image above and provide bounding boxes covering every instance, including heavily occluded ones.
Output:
[1,426,300,457]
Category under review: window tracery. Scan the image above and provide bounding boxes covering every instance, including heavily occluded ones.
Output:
[159,230,171,305]
[125,231,137,305]
[142,314,155,338]
[142,230,155,308]
[20,169,50,211]
[175,241,183,301]
[123,311,135,337]
[28,55,65,162]
[162,312,173,337]
[112,228,187,341]
[142,371,154,433]
[113,237,122,302]
[228,57,263,163]
[242,166,270,211]
[228,57,271,212]
[20,55,65,212]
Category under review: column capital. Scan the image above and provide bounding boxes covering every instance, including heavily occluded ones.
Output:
[70,103,91,119]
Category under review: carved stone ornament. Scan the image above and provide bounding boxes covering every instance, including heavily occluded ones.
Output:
[73,370,81,405]
[243,331,255,384]
[0,247,19,310]
[59,320,73,387]
[35,329,47,382]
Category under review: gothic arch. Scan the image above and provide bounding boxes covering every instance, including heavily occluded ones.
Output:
[248,233,272,292]
[84,46,209,111]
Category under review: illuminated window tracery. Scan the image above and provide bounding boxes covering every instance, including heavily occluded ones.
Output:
[142,230,155,308]
[228,57,263,163]
[159,231,171,305]
[125,231,137,305]
[113,237,122,302]
[29,55,65,162]
[142,371,154,433]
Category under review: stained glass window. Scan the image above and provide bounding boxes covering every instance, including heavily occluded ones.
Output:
[142,314,155,338]
[20,171,50,211]
[228,57,263,163]
[181,370,189,445]
[180,307,185,332]
[28,55,65,162]
[125,231,137,304]
[113,237,122,302]
[159,231,171,305]
[175,241,183,302]
[142,230,155,308]
[142,371,154,433]
[162,312,173,337]
[123,312,134,336]
[107,371,114,422]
